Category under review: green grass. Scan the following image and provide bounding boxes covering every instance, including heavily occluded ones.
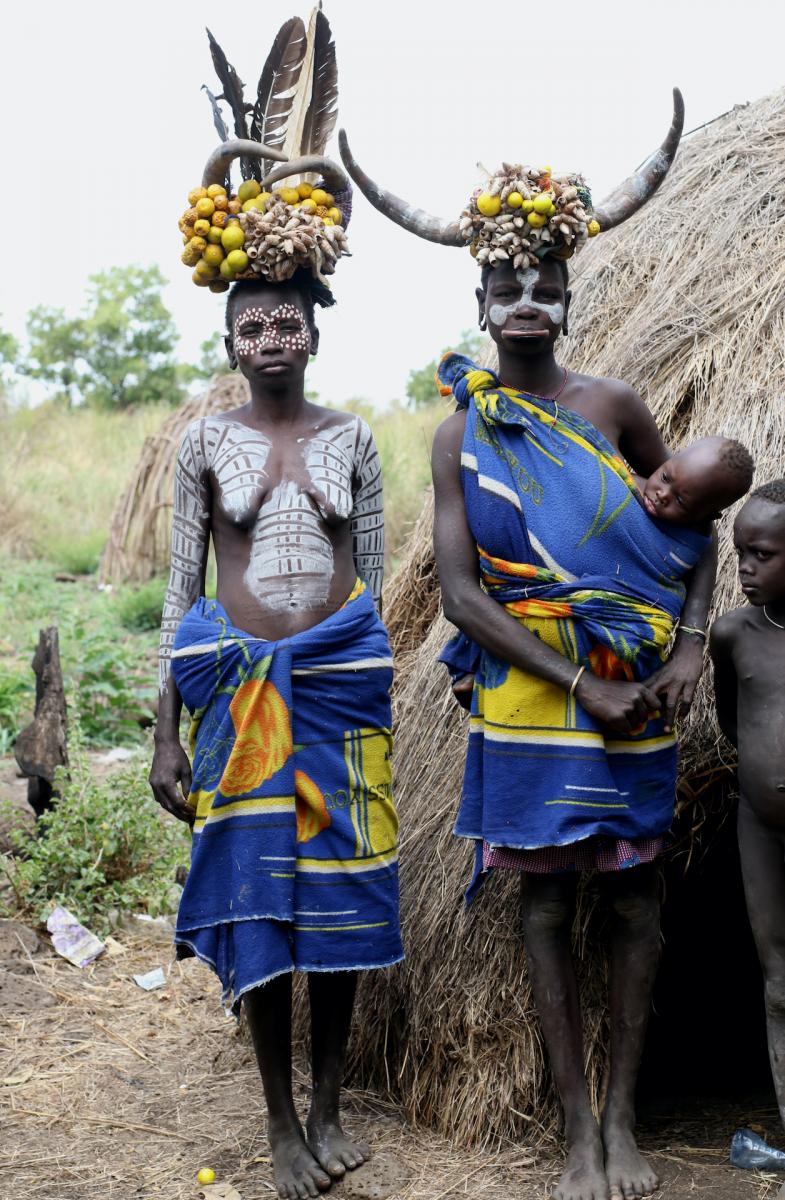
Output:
[0,402,169,570]
[0,557,158,749]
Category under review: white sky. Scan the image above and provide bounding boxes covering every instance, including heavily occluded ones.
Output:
[2,0,784,408]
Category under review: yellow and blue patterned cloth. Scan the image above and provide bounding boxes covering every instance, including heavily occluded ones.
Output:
[171,583,403,1010]
[437,354,710,871]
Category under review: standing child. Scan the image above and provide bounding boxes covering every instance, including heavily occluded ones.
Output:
[711,479,785,1192]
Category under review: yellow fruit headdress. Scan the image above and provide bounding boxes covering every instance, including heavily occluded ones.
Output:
[179,7,351,296]
[337,89,684,269]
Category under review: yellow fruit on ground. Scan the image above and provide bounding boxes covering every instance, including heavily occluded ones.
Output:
[227,198,242,215]
[181,246,201,267]
[212,193,229,211]
[587,218,601,237]
[211,210,229,228]
[197,1168,216,1185]
[278,187,300,205]
[506,191,523,209]
[226,248,249,274]
[206,184,226,199]
[532,193,553,215]
[204,243,224,266]
[193,219,211,236]
[327,207,342,223]
[527,211,547,228]
[522,199,534,213]
[476,192,502,217]
[196,197,215,219]
[188,187,208,205]
[300,198,317,215]
[221,224,245,252]
[192,269,211,287]
[209,279,229,293]
[238,179,261,203]
[189,236,207,253]
[297,182,313,198]
[310,187,330,206]
[219,258,237,280]
[207,226,223,245]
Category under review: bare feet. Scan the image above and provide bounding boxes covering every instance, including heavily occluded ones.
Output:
[602,1122,658,1199]
[269,1123,332,1199]
[552,1127,609,1200]
[306,1114,371,1180]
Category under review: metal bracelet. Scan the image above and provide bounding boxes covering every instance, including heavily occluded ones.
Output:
[569,665,586,698]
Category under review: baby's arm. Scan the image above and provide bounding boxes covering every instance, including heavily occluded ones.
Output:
[350,419,384,610]
[709,614,739,747]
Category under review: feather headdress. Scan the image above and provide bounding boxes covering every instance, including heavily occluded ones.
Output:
[178,6,350,295]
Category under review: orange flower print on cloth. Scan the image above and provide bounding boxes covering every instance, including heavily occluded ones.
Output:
[587,644,635,682]
[295,769,332,844]
[221,676,292,796]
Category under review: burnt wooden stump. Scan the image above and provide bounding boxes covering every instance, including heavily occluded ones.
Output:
[14,627,68,818]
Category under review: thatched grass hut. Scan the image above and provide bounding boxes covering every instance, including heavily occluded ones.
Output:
[99,375,249,585]
[344,89,785,1146]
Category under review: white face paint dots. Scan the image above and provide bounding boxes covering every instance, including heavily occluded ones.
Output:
[487,267,565,329]
[233,302,310,356]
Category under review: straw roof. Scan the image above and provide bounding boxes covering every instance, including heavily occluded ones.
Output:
[336,89,785,1146]
[99,375,249,585]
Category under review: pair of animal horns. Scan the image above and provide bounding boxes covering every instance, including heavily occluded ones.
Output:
[337,88,685,245]
[201,141,349,194]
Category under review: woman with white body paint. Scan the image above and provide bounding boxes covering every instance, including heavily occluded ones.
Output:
[151,269,402,1200]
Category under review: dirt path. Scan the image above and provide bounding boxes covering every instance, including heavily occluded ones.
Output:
[0,919,780,1200]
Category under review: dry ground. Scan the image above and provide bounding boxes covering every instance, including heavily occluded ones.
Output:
[1,916,782,1200]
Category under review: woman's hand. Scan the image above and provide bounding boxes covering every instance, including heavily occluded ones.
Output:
[149,738,194,824]
[575,673,661,734]
[643,636,705,732]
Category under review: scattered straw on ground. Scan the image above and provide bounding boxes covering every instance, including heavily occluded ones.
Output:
[0,920,777,1200]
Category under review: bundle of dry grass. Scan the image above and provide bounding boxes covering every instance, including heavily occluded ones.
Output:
[343,90,785,1146]
[99,375,249,585]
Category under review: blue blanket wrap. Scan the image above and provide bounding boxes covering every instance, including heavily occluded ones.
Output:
[171,584,403,1009]
[437,354,710,861]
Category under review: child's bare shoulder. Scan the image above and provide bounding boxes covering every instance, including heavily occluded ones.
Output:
[710,607,754,655]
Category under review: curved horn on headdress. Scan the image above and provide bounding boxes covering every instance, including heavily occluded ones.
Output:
[592,88,684,232]
[338,130,464,246]
[261,156,349,195]
[201,140,289,188]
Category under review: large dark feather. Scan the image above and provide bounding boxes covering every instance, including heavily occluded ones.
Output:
[300,9,338,157]
[206,29,258,180]
[250,16,307,175]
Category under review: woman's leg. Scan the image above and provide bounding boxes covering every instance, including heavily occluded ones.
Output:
[522,871,609,1200]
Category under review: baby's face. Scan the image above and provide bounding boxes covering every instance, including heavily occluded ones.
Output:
[643,448,729,527]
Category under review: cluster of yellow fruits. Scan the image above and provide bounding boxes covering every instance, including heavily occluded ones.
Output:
[178,179,344,292]
[475,184,599,237]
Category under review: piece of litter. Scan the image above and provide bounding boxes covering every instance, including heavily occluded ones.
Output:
[103,935,127,957]
[133,967,166,991]
[96,746,135,764]
[47,906,104,968]
[2,1067,34,1086]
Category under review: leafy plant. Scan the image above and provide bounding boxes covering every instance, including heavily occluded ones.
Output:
[68,620,156,745]
[113,577,167,632]
[0,669,29,755]
[1,730,189,933]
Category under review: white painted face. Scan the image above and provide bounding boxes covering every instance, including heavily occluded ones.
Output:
[487,267,565,328]
[233,302,310,356]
